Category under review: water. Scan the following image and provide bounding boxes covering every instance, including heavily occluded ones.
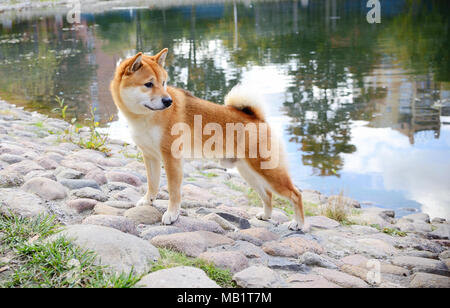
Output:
[0,0,449,219]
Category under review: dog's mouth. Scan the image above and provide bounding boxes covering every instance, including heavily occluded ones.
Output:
[143,103,171,111]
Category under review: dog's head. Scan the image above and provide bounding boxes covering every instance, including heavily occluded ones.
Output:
[112,49,172,115]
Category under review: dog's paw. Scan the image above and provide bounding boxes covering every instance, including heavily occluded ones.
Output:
[288,220,309,232]
[162,210,180,225]
[256,211,271,221]
[136,196,153,207]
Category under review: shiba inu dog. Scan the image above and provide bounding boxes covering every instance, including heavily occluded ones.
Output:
[110,49,306,231]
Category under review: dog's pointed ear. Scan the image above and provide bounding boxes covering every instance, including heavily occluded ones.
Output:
[128,52,143,74]
[154,48,168,67]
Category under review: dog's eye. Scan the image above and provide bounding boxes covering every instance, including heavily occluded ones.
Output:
[144,82,153,88]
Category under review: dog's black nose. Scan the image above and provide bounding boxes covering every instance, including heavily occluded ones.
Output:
[162,97,172,107]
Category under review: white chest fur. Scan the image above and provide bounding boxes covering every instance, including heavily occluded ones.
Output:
[127,117,162,159]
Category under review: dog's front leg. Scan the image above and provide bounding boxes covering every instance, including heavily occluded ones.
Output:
[137,154,161,207]
[161,153,182,224]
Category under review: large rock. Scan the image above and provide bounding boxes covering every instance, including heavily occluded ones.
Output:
[67,198,97,213]
[262,237,325,258]
[239,228,279,242]
[172,215,225,234]
[51,224,159,274]
[58,179,100,190]
[93,203,125,216]
[182,184,216,202]
[287,273,341,288]
[216,211,251,229]
[299,252,338,269]
[138,266,219,288]
[428,224,450,240]
[106,171,142,187]
[391,256,449,276]
[5,160,44,175]
[82,215,138,235]
[198,251,249,273]
[71,187,108,202]
[349,207,395,228]
[140,226,182,240]
[233,266,285,288]
[151,231,234,257]
[0,189,48,217]
[124,206,162,225]
[313,268,369,288]
[201,213,237,231]
[85,169,108,185]
[306,216,340,229]
[409,272,450,288]
[22,177,67,200]
[327,195,360,208]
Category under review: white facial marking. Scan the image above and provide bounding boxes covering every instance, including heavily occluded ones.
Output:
[120,86,165,114]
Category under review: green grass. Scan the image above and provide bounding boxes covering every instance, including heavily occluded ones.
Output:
[198,171,218,178]
[0,213,140,288]
[150,248,236,288]
[370,224,407,237]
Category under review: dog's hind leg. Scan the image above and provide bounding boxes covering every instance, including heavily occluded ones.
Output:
[161,153,182,224]
[236,160,273,221]
[137,154,161,207]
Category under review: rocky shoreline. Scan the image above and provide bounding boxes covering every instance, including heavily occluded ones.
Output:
[0,99,449,288]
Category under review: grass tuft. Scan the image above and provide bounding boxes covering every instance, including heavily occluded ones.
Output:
[150,248,236,288]
[0,213,140,288]
[320,191,350,222]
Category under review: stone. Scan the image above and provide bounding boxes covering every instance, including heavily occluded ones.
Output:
[0,153,24,164]
[428,224,450,240]
[202,213,237,231]
[391,256,449,276]
[55,168,83,180]
[262,237,325,257]
[228,241,266,259]
[306,216,340,229]
[0,171,24,188]
[349,207,395,228]
[82,215,137,235]
[93,203,125,216]
[239,228,279,242]
[299,252,338,269]
[60,160,98,175]
[226,232,263,247]
[409,272,450,288]
[287,273,341,288]
[151,231,234,257]
[233,266,285,288]
[356,238,397,256]
[173,215,225,234]
[71,187,108,202]
[403,213,430,224]
[140,226,182,240]
[340,254,369,267]
[5,160,43,175]
[85,169,108,185]
[35,157,59,169]
[22,177,67,200]
[138,266,219,288]
[58,179,100,190]
[396,219,432,233]
[50,224,159,274]
[124,206,162,225]
[431,217,446,224]
[313,268,369,288]
[216,211,251,229]
[67,198,97,213]
[216,205,251,219]
[439,250,450,260]
[103,201,135,209]
[266,257,308,272]
[106,171,142,187]
[23,170,56,182]
[111,187,141,203]
[198,251,248,273]
[0,189,48,217]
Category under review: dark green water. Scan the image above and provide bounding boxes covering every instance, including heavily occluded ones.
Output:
[0,0,449,218]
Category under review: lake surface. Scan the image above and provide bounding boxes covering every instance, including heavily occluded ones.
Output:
[0,0,449,219]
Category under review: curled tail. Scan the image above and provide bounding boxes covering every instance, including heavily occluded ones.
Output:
[224,84,266,121]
